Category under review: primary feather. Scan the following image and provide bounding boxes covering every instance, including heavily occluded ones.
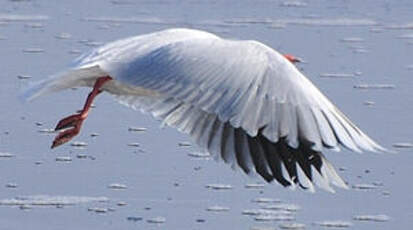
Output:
[24,28,385,191]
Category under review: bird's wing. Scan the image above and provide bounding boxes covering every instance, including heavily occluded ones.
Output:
[110,36,383,153]
[105,34,383,191]
[23,28,384,190]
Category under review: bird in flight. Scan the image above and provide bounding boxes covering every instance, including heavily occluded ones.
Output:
[24,28,384,192]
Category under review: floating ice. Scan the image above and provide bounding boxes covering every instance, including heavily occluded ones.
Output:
[353,84,395,89]
[127,142,140,147]
[77,39,103,47]
[272,18,377,27]
[187,152,211,159]
[178,141,192,147]
[245,183,266,189]
[372,181,384,186]
[55,156,72,162]
[250,226,277,230]
[84,41,103,47]
[382,191,391,196]
[279,1,307,7]
[224,18,273,25]
[0,195,108,206]
[279,222,305,229]
[88,207,108,213]
[128,127,147,132]
[206,205,230,212]
[19,205,32,210]
[352,183,378,190]
[340,37,365,43]
[339,167,347,171]
[242,209,292,216]
[69,49,82,55]
[5,183,18,188]
[320,73,356,78]
[363,101,375,106]
[83,16,169,25]
[386,23,413,30]
[89,132,99,137]
[197,19,242,28]
[255,214,295,222]
[147,216,166,223]
[37,128,56,134]
[262,204,301,212]
[353,214,390,222]
[17,75,32,79]
[0,14,49,22]
[25,23,43,28]
[117,201,127,206]
[313,220,353,228]
[127,216,142,222]
[22,48,45,53]
[71,141,88,147]
[251,198,281,204]
[205,184,233,190]
[55,32,72,39]
[392,142,413,148]
[76,154,87,159]
[0,152,14,158]
[111,0,136,5]
[108,183,127,190]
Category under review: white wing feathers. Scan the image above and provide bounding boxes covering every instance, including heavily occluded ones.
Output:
[24,28,384,191]
[107,33,383,152]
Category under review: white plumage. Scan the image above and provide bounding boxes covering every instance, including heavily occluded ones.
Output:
[25,28,384,191]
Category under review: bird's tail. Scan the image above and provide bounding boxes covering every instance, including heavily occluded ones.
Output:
[21,65,107,102]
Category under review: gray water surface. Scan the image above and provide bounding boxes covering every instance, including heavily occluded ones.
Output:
[1,0,412,229]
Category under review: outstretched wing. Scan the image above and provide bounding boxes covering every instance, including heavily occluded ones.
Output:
[25,28,384,191]
[99,29,383,191]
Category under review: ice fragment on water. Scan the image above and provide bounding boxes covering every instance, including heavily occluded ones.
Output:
[71,141,88,147]
[0,152,14,158]
[188,152,210,159]
[279,222,305,229]
[262,203,300,212]
[178,141,192,147]
[108,183,127,190]
[205,184,233,190]
[245,183,266,189]
[353,214,390,222]
[313,220,353,228]
[251,197,281,203]
[392,142,413,148]
[128,127,147,132]
[353,84,395,89]
[55,156,72,162]
[206,205,230,212]
[147,216,166,224]
[22,48,45,53]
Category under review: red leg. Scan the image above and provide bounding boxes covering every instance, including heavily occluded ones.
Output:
[51,76,112,149]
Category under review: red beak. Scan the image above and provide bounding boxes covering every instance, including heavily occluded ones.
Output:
[283,54,302,64]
